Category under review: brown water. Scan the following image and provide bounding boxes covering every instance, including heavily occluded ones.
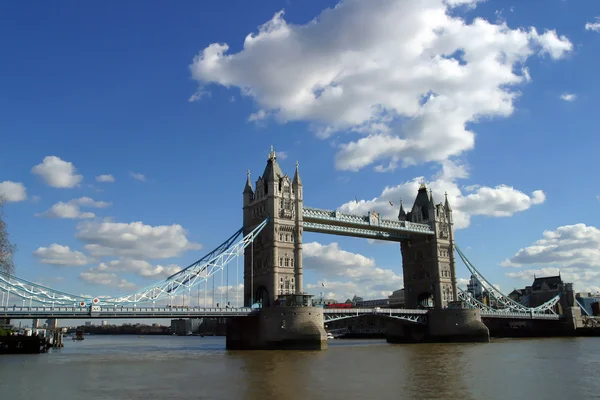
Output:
[1,335,599,400]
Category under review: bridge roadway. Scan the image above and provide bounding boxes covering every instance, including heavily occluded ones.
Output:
[0,306,561,321]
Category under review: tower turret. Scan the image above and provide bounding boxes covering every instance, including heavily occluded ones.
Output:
[398,199,406,221]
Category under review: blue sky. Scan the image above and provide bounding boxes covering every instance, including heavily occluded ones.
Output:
[1,0,599,310]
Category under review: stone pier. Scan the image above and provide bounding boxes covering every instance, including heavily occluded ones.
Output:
[227,305,327,350]
[387,307,489,343]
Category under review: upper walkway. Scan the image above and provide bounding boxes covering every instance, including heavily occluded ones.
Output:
[302,207,434,241]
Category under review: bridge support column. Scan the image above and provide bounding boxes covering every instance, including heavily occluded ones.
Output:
[46,318,58,330]
[426,308,489,343]
[227,306,327,350]
[387,308,489,344]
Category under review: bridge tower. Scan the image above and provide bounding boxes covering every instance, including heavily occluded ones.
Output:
[242,146,304,307]
[399,184,458,309]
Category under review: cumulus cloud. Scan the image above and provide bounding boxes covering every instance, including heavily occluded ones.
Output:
[337,161,545,229]
[502,224,600,292]
[585,17,600,33]
[129,172,147,182]
[37,197,111,219]
[79,267,136,289]
[75,220,202,259]
[560,93,576,102]
[0,181,27,202]
[33,244,92,266]
[190,0,571,172]
[92,259,182,279]
[96,174,115,183]
[303,241,403,300]
[31,156,83,188]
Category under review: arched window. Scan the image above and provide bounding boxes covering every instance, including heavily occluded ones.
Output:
[279,257,283,266]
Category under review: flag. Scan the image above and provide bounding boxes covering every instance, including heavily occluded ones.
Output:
[389,201,394,207]
[354,196,358,204]
[322,282,325,287]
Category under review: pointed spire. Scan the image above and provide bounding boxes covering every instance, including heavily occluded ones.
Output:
[262,145,284,182]
[398,199,406,221]
[244,169,253,193]
[428,188,435,208]
[269,145,276,161]
[293,160,302,186]
[444,191,452,211]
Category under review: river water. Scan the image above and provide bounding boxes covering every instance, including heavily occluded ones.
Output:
[1,335,599,400]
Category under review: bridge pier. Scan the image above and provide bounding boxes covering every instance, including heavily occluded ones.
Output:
[227,305,327,350]
[387,308,489,344]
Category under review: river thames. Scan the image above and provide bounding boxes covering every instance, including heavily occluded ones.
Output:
[1,335,599,399]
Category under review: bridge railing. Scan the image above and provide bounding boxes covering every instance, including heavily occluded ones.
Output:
[479,311,560,320]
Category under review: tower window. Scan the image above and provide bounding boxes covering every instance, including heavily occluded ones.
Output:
[291,259,294,267]
[285,258,289,267]
[279,257,283,266]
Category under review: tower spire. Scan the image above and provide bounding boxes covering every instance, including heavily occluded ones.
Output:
[244,169,253,193]
[293,160,302,186]
[269,145,276,160]
[398,199,406,221]
[444,191,452,211]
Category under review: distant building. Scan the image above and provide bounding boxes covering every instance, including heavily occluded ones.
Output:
[510,274,568,310]
[170,318,203,335]
[84,321,92,327]
[467,275,483,299]
[388,289,405,308]
[101,320,108,326]
[312,297,337,306]
[354,298,390,308]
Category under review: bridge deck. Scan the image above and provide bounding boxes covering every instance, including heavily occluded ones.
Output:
[0,306,560,320]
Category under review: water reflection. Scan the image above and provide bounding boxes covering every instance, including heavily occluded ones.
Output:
[399,343,478,400]
[0,336,600,400]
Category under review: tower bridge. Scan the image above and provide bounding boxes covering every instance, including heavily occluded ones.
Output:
[1,146,581,350]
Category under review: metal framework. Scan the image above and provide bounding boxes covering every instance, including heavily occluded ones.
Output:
[455,246,561,315]
[323,308,427,324]
[0,218,269,307]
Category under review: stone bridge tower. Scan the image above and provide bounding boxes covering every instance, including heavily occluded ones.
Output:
[399,183,458,309]
[242,146,303,307]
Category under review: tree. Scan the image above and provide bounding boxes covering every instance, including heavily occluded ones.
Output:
[0,195,16,276]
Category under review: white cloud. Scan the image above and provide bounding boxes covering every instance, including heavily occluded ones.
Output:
[276,151,288,160]
[75,220,202,259]
[37,197,111,219]
[190,0,571,172]
[79,267,136,289]
[560,93,576,102]
[585,17,600,33]
[33,244,92,266]
[31,156,83,188]
[0,181,27,202]
[338,161,545,229]
[303,241,403,300]
[96,174,115,183]
[93,259,182,279]
[129,172,147,182]
[502,224,600,292]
